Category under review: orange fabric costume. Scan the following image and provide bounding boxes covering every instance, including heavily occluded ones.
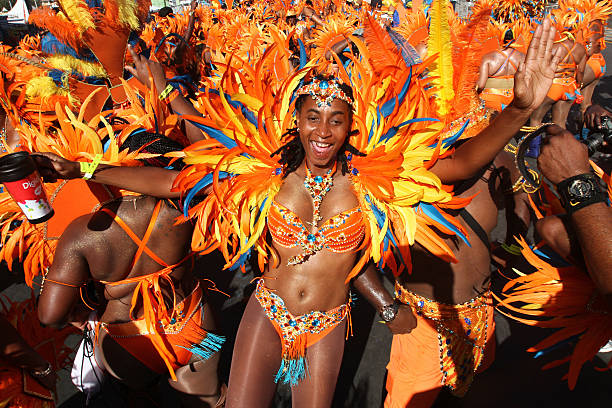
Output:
[480,81,514,112]
[96,201,224,380]
[547,42,581,102]
[480,50,519,112]
[254,279,350,385]
[268,200,365,265]
[99,282,223,375]
[546,76,581,102]
[586,53,606,80]
[385,284,495,408]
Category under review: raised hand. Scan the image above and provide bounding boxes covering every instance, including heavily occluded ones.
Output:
[125,45,168,95]
[513,18,562,112]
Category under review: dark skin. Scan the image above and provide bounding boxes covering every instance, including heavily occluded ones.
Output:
[400,152,517,304]
[0,315,58,393]
[37,196,222,407]
[125,46,205,145]
[226,97,416,408]
[35,19,560,313]
[583,104,611,130]
[537,125,612,308]
[529,35,586,129]
[580,20,604,114]
[476,46,525,92]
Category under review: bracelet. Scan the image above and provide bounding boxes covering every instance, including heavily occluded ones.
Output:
[30,362,53,378]
[80,154,102,180]
[158,84,175,100]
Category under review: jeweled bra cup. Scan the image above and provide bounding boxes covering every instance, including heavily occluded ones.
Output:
[268,201,365,264]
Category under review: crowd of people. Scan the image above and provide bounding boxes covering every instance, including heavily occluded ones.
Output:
[0,0,610,407]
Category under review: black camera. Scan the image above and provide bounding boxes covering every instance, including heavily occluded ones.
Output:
[583,116,612,155]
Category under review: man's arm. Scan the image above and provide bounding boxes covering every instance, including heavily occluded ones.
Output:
[430,19,562,184]
[352,262,416,334]
[538,126,612,306]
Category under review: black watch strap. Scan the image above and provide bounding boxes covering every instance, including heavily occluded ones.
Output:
[557,173,607,215]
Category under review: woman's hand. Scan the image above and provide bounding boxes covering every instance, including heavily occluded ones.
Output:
[125,46,168,95]
[32,152,81,182]
[513,18,562,112]
[385,304,417,335]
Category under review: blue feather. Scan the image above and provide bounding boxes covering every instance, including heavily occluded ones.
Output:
[253,197,268,226]
[229,242,251,271]
[533,334,581,358]
[379,67,412,117]
[387,29,422,67]
[379,118,439,143]
[183,171,231,216]
[418,203,469,245]
[204,89,259,129]
[442,119,469,148]
[365,195,408,272]
[182,119,238,150]
[298,38,308,69]
[397,66,413,106]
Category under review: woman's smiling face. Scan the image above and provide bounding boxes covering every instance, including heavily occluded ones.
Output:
[296,96,352,172]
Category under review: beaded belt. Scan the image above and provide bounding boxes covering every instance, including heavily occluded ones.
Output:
[394,282,492,397]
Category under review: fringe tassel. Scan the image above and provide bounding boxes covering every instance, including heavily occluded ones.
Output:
[275,333,308,386]
[186,332,226,360]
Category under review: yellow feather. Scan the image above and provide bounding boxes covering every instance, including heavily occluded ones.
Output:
[60,0,95,33]
[427,0,454,116]
[117,0,141,31]
[46,55,107,78]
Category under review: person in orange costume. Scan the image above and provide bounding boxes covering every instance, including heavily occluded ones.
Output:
[529,33,586,128]
[36,134,226,408]
[581,19,607,116]
[384,19,561,408]
[478,30,526,113]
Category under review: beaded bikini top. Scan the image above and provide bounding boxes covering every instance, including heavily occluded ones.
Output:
[267,201,365,265]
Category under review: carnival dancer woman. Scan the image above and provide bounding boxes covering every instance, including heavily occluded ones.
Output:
[35,17,561,408]
[36,134,226,407]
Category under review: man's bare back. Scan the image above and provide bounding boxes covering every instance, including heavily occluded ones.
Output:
[399,152,521,304]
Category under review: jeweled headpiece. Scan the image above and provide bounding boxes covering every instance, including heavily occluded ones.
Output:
[296,78,354,109]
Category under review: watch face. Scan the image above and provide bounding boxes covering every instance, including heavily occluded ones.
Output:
[381,307,395,322]
[569,179,594,199]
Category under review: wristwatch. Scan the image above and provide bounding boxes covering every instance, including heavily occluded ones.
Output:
[556,173,606,215]
[30,362,53,378]
[380,302,400,323]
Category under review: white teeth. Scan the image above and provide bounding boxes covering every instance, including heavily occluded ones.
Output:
[313,142,331,148]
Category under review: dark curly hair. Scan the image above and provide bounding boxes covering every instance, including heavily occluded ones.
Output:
[271,75,365,177]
